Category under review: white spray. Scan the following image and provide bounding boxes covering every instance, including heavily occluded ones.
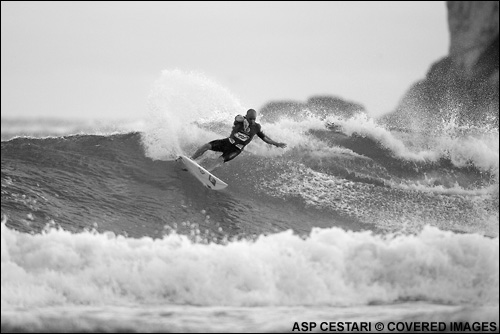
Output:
[140,70,244,160]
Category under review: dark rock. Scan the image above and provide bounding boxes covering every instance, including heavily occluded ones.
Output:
[380,1,499,131]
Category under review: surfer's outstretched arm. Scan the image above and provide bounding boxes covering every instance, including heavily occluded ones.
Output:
[261,135,287,148]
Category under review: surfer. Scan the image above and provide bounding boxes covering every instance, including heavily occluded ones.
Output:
[191,109,287,171]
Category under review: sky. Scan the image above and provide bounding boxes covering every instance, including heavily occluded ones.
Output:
[1,1,449,120]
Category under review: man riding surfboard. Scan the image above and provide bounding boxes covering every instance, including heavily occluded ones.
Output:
[191,109,287,171]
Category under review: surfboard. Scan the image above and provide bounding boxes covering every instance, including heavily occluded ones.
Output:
[178,155,228,190]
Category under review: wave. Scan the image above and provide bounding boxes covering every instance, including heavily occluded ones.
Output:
[2,221,498,309]
[1,70,498,236]
[1,130,498,238]
[1,117,146,142]
[1,69,498,332]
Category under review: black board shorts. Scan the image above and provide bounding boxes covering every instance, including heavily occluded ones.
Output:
[209,138,242,162]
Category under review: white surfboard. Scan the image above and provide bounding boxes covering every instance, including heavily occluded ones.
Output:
[179,155,228,190]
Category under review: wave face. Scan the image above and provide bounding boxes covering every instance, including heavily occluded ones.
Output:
[1,70,499,332]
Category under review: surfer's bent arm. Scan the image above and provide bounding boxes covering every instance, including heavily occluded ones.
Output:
[234,115,249,130]
[261,135,287,148]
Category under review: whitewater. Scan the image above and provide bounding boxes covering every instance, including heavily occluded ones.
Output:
[1,70,498,332]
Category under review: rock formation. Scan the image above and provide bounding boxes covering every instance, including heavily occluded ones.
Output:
[381,1,499,131]
[259,96,365,123]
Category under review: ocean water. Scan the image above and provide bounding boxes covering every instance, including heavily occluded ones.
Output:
[1,70,499,332]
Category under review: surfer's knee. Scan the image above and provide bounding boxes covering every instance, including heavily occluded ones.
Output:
[192,143,211,160]
[222,150,241,163]
[196,143,211,153]
[201,143,213,152]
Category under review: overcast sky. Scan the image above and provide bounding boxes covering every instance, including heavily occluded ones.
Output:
[1,1,448,120]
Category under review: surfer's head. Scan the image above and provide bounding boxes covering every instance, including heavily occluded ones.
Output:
[246,109,257,124]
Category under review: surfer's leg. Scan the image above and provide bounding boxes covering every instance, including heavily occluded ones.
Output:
[191,143,212,160]
[206,156,225,172]
[206,149,241,172]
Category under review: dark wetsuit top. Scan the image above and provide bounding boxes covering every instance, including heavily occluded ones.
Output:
[209,115,266,162]
[228,117,266,149]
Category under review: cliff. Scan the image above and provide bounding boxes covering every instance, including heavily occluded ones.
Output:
[381,1,499,130]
